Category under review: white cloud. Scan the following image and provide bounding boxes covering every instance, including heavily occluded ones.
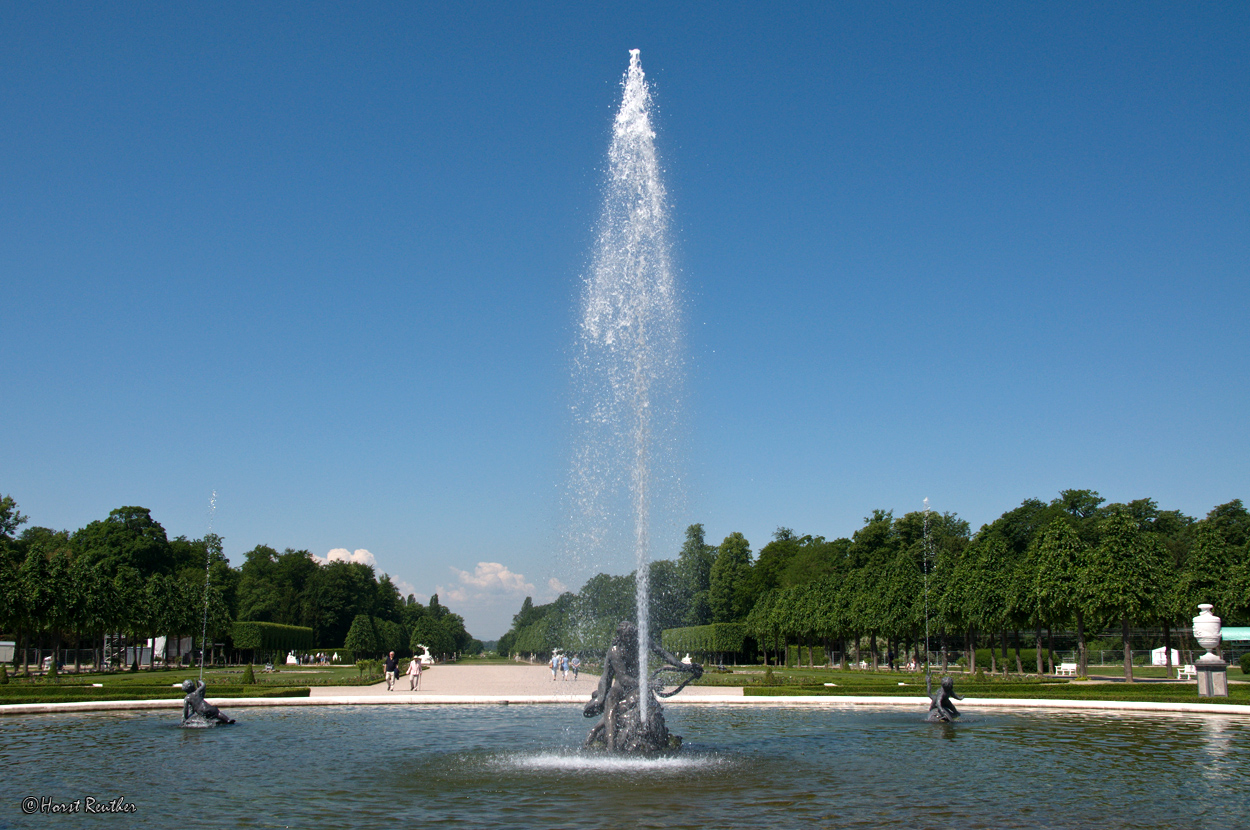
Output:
[449,562,535,594]
[547,577,568,596]
[314,548,377,567]
[435,562,540,638]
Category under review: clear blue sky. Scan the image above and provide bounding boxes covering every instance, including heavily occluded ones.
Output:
[3,4,1247,638]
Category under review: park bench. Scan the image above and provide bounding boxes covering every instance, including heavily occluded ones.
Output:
[1055,662,1078,677]
[1177,664,1196,680]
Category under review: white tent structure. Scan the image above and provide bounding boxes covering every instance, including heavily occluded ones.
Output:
[1151,645,1180,665]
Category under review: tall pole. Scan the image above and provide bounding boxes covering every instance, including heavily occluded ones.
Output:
[924,497,932,696]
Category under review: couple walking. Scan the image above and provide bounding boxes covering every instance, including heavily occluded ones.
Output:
[384,651,423,691]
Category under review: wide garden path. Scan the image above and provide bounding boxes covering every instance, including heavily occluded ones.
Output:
[309,662,743,698]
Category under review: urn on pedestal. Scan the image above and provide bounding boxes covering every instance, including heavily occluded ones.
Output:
[1192,604,1228,698]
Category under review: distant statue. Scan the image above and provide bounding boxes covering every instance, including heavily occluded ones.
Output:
[926,675,963,723]
[181,679,235,727]
[583,621,702,752]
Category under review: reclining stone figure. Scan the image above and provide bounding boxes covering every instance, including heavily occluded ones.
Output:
[181,679,236,726]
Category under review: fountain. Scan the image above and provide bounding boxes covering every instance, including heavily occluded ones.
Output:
[179,678,235,727]
[582,621,702,751]
[570,48,682,722]
[5,52,1250,830]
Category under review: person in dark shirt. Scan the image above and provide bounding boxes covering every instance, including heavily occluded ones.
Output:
[384,652,399,691]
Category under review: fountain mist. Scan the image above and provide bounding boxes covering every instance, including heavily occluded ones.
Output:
[570,50,682,720]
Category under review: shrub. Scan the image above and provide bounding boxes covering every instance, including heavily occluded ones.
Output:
[241,664,256,685]
[1240,653,1250,676]
[762,665,775,686]
[129,659,139,673]
[0,665,7,684]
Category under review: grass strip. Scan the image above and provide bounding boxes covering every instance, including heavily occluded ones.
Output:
[0,686,310,705]
[745,683,1250,705]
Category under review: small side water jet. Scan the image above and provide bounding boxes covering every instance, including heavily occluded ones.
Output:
[570,49,682,732]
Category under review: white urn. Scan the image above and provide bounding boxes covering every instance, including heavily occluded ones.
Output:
[1193,604,1223,662]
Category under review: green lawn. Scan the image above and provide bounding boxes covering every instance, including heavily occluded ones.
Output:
[687,665,1250,705]
[0,664,376,705]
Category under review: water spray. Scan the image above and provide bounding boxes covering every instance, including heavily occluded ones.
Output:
[573,48,680,726]
[199,490,216,682]
[923,497,931,696]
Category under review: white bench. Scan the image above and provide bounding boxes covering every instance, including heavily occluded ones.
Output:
[1055,662,1078,677]
[1177,664,1196,680]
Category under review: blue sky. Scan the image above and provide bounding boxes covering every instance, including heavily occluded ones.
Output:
[3,4,1247,638]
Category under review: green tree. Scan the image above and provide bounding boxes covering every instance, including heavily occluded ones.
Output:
[0,494,29,540]
[410,615,454,659]
[677,523,715,626]
[73,506,174,583]
[1086,511,1167,682]
[1035,519,1093,675]
[708,532,753,623]
[344,613,379,657]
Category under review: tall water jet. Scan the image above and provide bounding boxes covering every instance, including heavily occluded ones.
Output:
[570,50,682,720]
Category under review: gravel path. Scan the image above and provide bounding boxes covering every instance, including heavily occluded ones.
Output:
[309,662,743,697]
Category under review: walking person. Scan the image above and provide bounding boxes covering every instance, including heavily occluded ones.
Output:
[406,655,422,691]
[571,655,581,681]
[384,651,399,691]
[550,652,559,681]
[561,654,569,681]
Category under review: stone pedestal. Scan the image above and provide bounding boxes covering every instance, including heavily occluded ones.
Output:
[1197,659,1229,698]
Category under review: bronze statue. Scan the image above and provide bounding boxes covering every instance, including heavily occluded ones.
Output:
[181,679,236,726]
[583,621,702,752]
[926,675,963,723]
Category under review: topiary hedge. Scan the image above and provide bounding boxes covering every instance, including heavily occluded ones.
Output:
[232,621,315,659]
[661,624,747,659]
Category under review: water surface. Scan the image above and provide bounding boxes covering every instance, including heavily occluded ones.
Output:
[2,704,1246,829]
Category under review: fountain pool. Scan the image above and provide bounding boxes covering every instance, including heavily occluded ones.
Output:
[3,704,1247,828]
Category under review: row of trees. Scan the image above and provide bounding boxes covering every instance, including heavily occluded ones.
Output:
[498,491,1248,682]
[0,495,480,670]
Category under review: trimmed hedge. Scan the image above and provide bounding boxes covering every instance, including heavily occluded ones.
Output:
[745,682,1250,704]
[662,623,747,657]
[0,685,311,705]
[232,621,315,655]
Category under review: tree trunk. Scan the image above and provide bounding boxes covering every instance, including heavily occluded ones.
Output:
[1047,627,1055,674]
[1076,611,1087,677]
[870,632,878,671]
[1035,625,1044,676]
[1122,616,1133,683]
[1001,629,1010,676]
[967,628,975,673]
[1014,630,1023,675]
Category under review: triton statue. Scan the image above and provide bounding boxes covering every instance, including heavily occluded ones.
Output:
[583,621,702,752]
[926,675,963,723]
[181,679,236,727]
